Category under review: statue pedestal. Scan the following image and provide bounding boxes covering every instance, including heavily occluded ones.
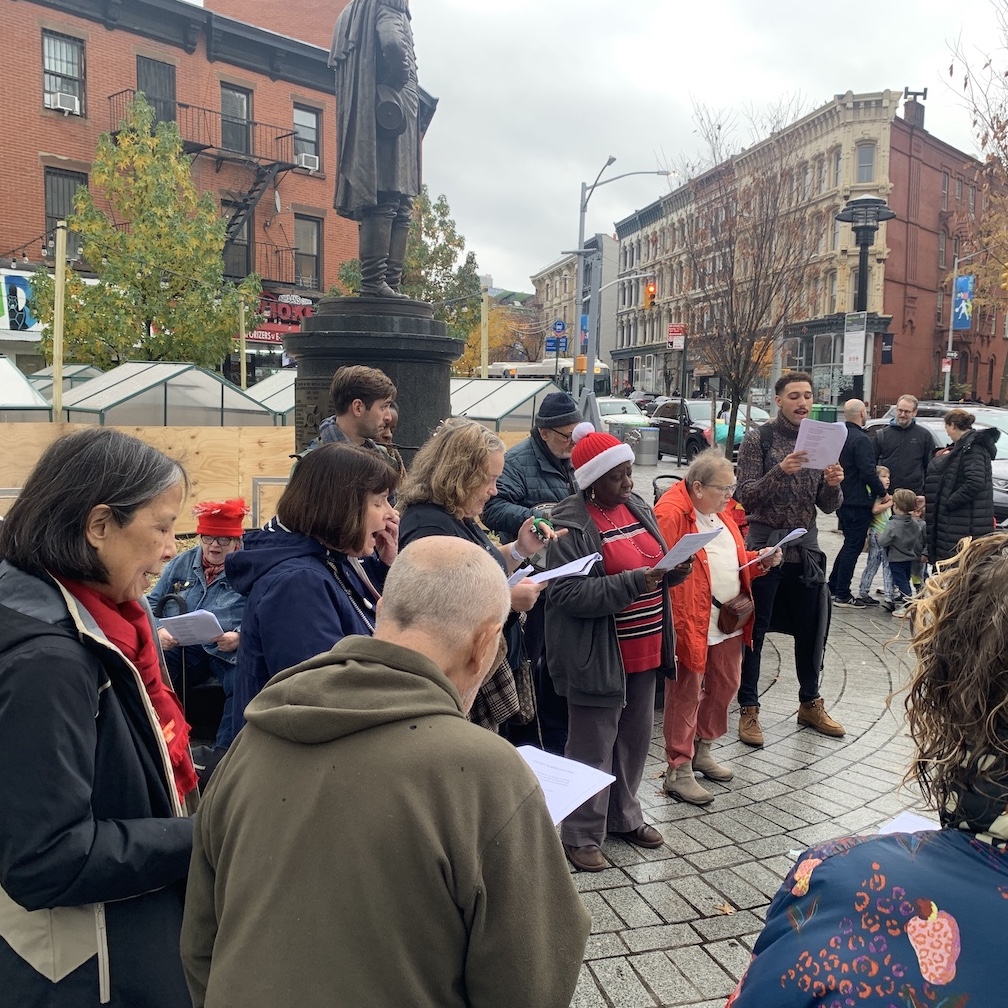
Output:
[284,296,462,463]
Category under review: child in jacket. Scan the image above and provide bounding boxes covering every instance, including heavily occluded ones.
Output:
[878,488,926,617]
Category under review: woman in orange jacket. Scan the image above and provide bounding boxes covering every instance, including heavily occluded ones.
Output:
[654,448,781,805]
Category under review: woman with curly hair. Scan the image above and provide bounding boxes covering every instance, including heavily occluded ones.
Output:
[726,532,1008,1007]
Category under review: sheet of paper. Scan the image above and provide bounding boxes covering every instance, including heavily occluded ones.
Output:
[157,609,225,646]
[654,528,722,571]
[877,811,940,834]
[516,746,616,824]
[737,527,808,569]
[529,553,602,584]
[794,418,848,469]
[507,565,534,587]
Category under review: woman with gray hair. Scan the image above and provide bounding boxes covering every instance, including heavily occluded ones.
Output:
[654,449,781,805]
[0,428,195,1006]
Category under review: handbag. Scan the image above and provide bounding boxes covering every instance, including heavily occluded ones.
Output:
[712,590,754,634]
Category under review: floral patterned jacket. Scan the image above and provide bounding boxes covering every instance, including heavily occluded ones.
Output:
[726,828,1008,1007]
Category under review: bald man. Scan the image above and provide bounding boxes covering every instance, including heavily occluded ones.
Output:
[827,398,891,606]
[181,537,590,1008]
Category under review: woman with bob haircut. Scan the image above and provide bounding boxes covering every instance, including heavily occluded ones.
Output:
[0,428,196,1007]
[727,532,1008,1007]
[398,417,562,731]
[224,443,399,745]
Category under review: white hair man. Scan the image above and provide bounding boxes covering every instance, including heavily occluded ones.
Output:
[181,537,590,1008]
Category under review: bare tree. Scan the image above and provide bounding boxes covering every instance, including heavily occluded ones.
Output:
[667,100,821,454]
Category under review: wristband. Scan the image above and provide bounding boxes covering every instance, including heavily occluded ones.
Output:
[510,543,526,563]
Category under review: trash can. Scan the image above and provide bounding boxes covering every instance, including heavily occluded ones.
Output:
[809,404,823,420]
[635,427,659,466]
[607,420,628,444]
[818,405,838,422]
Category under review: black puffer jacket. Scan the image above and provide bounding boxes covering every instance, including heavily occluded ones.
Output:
[924,426,1000,563]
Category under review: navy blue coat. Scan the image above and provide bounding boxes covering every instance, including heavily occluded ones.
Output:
[224,520,387,744]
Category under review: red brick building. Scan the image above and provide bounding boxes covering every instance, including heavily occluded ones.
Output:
[0,0,430,380]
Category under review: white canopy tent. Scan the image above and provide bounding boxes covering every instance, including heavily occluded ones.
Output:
[449,378,564,433]
[245,368,296,425]
[0,356,51,421]
[28,363,105,400]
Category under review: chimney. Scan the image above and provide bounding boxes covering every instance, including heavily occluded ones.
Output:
[902,87,928,129]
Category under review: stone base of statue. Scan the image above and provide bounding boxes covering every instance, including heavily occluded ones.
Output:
[284,296,462,463]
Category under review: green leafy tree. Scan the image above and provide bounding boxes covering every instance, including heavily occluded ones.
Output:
[331,185,481,342]
[31,95,260,368]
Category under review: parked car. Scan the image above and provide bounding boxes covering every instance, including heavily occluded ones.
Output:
[595,397,654,432]
[649,398,766,461]
[866,415,1008,522]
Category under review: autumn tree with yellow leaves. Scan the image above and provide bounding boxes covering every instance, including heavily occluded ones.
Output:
[31,95,260,369]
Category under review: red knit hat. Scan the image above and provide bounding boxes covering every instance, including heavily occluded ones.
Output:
[193,499,249,537]
[570,422,634,490]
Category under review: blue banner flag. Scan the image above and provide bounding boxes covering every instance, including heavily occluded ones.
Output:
[953,274,975,331]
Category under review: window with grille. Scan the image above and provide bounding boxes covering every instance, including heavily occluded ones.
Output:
[137,57,176,125]
[43,31,85,113]
[295,215,321,289]
[45,168,87,259]
[221,85,251,153]
[293,106,320,161]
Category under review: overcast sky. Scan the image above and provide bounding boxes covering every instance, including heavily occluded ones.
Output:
[406,0,1005,293]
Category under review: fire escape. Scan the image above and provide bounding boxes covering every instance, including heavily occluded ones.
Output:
[108,90,297,283]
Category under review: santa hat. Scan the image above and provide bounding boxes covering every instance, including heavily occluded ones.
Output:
[570,422,634,490]
[193,498,249,538]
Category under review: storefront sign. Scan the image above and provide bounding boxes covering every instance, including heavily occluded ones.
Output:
[248,291,316,343]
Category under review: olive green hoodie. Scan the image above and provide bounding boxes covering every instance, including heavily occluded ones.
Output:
[181,635,590,1008]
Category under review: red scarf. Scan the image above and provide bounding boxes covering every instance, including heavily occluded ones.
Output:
[201,553,225,584]
[58,578,198,804]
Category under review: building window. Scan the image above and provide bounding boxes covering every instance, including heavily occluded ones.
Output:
[42,30,85,114]
[968,185,976,215]
[45,168,87,259]
[826,271,837,314]
[832,216,841,251]
[295,215,321,289]
[941,171,949,211]
[832,148,842,188]
[938,231,946,270]
[293,105,320,163]
[855,144,875,184]
[221,84,251,154]
[137,57,176,125]
[936,288,944,325]
[955,177,963,204]
[222,203,250,278]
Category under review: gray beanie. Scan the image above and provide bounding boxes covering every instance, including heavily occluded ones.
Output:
[534,391,582,429]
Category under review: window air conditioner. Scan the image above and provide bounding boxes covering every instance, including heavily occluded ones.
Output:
[296,153,320,172]
[52,92,81,116]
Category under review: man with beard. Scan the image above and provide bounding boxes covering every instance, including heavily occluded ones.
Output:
[873,394,934,495]
[733,372,846,747]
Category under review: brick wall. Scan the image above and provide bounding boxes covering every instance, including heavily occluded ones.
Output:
[205,0,353,51]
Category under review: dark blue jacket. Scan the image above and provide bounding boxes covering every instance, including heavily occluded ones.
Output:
[838,421,887,510]
[224,519,387,744]
[482,431,576,541]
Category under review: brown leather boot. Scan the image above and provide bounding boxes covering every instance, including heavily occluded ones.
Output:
[738,706,764,747]
[797,698,846,737]
[692,739,733,781]
[663,763,714,806]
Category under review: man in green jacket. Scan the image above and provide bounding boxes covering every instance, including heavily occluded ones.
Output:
[181,537,590,1008]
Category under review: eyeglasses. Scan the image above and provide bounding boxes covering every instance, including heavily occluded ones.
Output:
[547,428,577,443]
[703,483,737,495]
[199,535,239,546]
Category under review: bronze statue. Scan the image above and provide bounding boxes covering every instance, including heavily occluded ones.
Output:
[330,0,419,298]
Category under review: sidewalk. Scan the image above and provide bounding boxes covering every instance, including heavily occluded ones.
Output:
[569,459,923,1007]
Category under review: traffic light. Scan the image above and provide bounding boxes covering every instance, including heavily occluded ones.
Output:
[1001,269,1008,291]
[644,281,657,309]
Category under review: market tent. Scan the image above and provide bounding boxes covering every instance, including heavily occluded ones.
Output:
[28,363,104,400]
[245,368,296,425]
[0,355,51,421]
[450,378,563,432]
[58,362,276,426]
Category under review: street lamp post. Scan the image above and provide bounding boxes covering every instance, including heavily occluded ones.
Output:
[573,158,670,409]
[835,194,895,402]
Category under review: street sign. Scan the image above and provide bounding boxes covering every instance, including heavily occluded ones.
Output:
[941,357,952,373]
[667,323,686,350]
[842,311,867,376]
[558,336,568,353]
[545,337,557,353]
[552,319,566,334]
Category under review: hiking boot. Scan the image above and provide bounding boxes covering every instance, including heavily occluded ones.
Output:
[663,764,714,806]
[797,698,846,737]
[692,739,734,781]
[738,706,764,747]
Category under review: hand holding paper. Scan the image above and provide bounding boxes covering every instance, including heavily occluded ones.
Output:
[793,418,847,469]
[654,528,721,571]
[157,609,225,646]
[513,552,602,587]
[738,528,806,569]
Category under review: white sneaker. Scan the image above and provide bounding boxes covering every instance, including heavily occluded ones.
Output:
[893,604,911,618]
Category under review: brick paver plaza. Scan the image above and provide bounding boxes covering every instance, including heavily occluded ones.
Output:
[567,474,924,1007]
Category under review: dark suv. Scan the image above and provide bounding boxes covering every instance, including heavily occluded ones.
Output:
[649,399,770,461]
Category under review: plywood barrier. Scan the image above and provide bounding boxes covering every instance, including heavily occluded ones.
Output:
[0,424,296,531]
